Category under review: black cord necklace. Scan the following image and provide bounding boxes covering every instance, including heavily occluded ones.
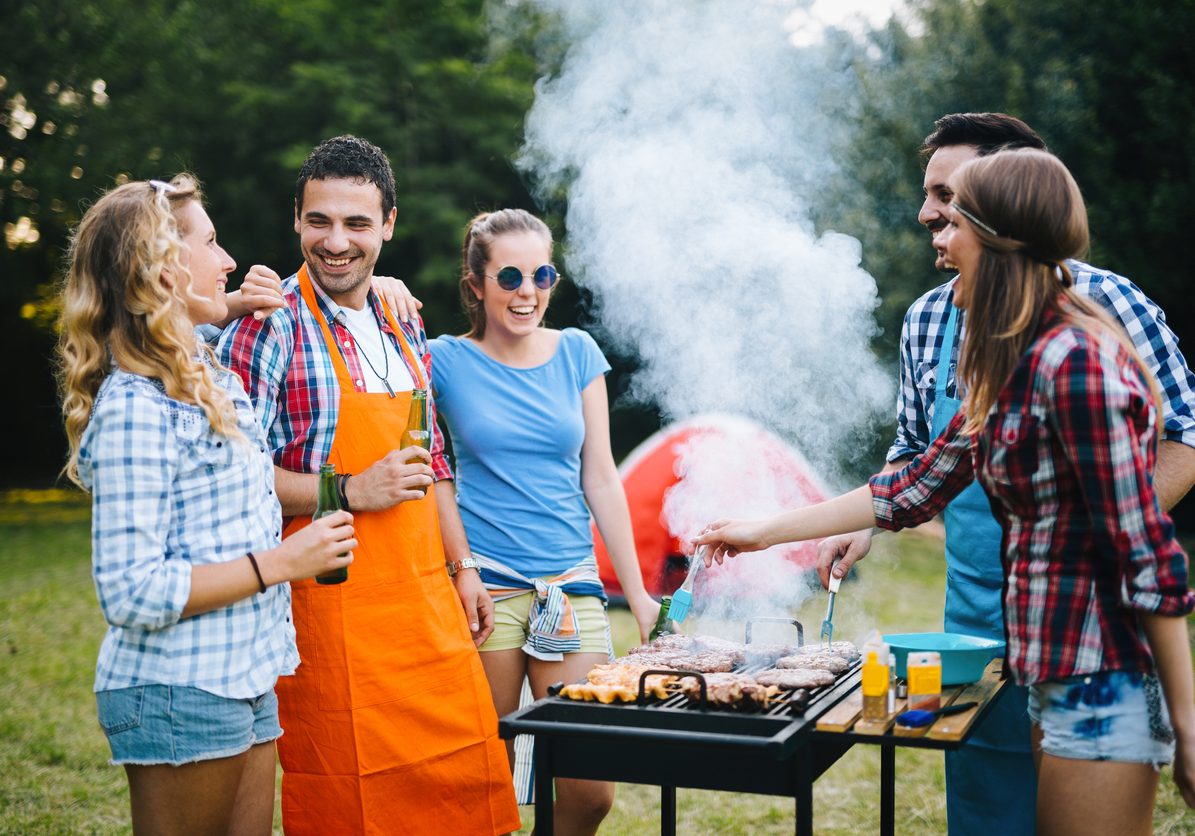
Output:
[347,306,395,398]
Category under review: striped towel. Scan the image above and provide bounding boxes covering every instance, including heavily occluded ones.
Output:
[475,553,607,661]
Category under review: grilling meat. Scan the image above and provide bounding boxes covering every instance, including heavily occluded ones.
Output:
[618,650,738,673]
[575,635,856,704]
[754,667,837,689]
[775,652,851,674]
[617,650,694,669]
[679,672,780,708]
[628,633,697,654]
[631,634,745,665]
[559,664,676,703]
[822,640,861,661]
[740,643,802,667]
[687,635,748,656]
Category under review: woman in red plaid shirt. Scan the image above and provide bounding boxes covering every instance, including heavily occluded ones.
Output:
[697,149,1195,833]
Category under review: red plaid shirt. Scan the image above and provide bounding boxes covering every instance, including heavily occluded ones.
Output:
[217,271,452,481]
[871,309,1194,685]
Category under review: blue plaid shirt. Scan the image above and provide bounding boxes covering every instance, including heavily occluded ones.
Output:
[77,355,298,699]
[888,260,1195,461]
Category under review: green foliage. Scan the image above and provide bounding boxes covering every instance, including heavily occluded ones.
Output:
[827,0,1195,360]
[1,0,549,480]
[2,0,544,312]
[5,0,1195,494]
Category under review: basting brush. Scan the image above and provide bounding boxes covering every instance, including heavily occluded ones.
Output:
[668,545,706,624]
[820,560,843,644]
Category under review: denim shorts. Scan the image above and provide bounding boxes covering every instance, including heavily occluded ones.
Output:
[96,684,282,766]
[482,592,611,654]
[1028,670,1174,767]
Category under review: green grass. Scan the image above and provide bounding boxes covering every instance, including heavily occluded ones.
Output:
[1,492,1191,834]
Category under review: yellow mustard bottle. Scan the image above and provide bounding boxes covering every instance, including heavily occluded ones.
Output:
[861,642,890,722]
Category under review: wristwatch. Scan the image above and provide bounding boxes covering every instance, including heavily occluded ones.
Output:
[446,557,481,577]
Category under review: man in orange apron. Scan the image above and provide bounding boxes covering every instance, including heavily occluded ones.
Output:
[218,135,519,835]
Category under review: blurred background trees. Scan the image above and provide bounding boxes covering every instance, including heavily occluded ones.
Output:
[4,0,1193,523]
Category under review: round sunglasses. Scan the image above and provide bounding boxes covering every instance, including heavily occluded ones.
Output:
[486,264,559,292]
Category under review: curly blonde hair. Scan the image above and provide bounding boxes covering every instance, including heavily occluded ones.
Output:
[58,175,240,487]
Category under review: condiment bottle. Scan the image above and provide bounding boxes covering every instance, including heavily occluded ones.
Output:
[861,637,891,722]
[906,651,942,711]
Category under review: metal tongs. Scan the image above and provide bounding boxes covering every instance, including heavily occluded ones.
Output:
[820,560,843,645]
[668,545,706,624]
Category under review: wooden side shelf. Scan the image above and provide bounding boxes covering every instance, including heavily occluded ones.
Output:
[814,658,1006,741]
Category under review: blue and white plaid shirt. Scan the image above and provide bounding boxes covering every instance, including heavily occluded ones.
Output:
[77,355,298,699]
[888,260,1195,462]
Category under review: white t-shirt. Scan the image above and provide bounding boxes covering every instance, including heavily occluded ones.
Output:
[339,304,414,394]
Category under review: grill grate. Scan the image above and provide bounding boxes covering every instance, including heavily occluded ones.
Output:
[550,616,855,716]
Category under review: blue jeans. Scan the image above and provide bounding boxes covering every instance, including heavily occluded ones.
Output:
[96,684,281,766]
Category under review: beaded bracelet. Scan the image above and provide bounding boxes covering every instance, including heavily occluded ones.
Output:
[246,551,267,594]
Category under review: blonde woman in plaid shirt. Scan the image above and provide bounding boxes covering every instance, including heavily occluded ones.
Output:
[698,150,1195,834]
[58,176,356,835]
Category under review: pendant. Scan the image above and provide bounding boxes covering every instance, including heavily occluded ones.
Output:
[383,379,396,399]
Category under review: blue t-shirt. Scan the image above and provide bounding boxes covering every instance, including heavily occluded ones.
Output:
[429,328,611,576]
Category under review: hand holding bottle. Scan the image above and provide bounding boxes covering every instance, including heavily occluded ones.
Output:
[346,447,435,511]
[261,510,356,582]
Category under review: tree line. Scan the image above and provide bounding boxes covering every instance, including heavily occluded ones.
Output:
[4,0,1192,524]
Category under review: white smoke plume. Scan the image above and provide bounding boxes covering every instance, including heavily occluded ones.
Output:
[506,0,897,622]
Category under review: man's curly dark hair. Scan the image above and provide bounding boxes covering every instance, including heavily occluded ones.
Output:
[295,135,397,217]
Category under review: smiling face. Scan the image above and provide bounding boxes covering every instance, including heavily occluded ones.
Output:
[919,144,979,272]
[175,200,235,326]
[295,177,395,309]
[471,229,553,343]
[936,206,984,309]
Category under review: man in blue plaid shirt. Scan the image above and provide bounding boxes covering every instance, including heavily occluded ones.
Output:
[817,113,1195,835]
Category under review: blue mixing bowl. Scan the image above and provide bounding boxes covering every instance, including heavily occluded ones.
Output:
[882,632,1005,686]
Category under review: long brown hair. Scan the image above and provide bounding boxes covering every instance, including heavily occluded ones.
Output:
[57,175,240,486]
[952,149,1160,433]
[459,209,554,338]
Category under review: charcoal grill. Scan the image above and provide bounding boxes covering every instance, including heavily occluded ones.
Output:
[499,620,1010,835]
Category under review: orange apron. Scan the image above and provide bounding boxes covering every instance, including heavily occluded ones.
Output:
[276,266,519,835]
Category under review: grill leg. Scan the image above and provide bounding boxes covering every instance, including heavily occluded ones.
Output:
[880,743,895,836]
[661,785,676,836]
[796,745,813,836]
[534,737,554,836]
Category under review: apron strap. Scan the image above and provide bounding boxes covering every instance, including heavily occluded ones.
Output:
[935,300,960,407]
[296,265,428,392]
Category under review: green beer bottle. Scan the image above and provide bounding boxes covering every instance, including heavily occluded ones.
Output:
[314,463,348,585]
[648,595,673,642]
[400,389,431,495]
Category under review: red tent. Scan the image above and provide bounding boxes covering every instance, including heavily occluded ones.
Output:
[594,415,830,600]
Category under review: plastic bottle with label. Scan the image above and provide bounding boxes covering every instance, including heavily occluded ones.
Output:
[906,651,942,711]
[861,632,891,722]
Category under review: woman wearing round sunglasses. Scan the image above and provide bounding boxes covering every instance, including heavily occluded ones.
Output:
[429,208,659,834]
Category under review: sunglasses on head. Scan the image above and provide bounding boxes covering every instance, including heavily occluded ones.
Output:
[486,264,559,292]
[148,179,179,196]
